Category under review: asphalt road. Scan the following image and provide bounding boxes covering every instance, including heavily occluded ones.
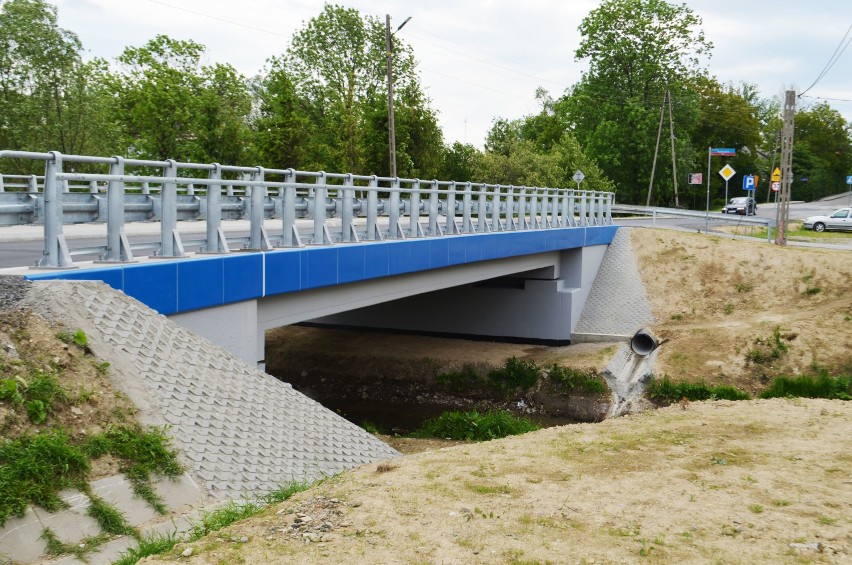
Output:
[1,194,850,270]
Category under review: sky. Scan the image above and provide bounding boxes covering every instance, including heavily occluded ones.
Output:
[52,0,852,148]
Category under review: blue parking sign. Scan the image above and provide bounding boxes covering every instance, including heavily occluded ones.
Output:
[743,175,756,190]
[847,175,852,185]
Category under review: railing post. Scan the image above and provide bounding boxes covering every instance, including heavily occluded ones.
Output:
[446,181,460,234]
[340,173,360,243]
[155,159,186,258]
[249,167,270,250]
[311,171,332,244]
[427,179,441,236]
[491,185,502,232]
[551,189,560,227]
[409,179,424,237]
[202,163,229,253]
[0,175,4,193]
[578,192,587,227]
[281,168,301,247]
[28,175,38,193]
[462,181,474,233]
[596,192,605,225]
[518,187,529,229]
[476,183,489,232]
[605,193,613,224]
[505,186,516,230]
[36,151,74,269]
[529,188,540,229]
[100,156,134,263]
[389,177,401,238]
[366,175,381,241]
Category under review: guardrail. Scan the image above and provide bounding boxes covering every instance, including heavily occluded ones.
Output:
[0,151,615,269]
[611,204,776,242]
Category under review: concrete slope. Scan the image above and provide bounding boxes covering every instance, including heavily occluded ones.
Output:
[573,227,653,339]
[25,281,399,501]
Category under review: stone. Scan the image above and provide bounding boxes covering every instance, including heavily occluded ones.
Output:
[182,547,194,557]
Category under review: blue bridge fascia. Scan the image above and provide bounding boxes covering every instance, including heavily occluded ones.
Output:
[25,225,618,316]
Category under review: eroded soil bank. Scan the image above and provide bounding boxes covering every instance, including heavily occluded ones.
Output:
[265,325,621,431]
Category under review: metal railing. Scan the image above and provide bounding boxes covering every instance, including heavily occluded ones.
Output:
[611,204,777,242]
[0,151,615,269]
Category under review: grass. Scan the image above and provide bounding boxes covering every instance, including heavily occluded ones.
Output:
[646,376,750,403]
[436,364,481,392]
[548,365,608,394]
[760,372,851,400]
[488,357,541,391]
[0,425,183,527]
[0,369,69,424]
[113,482,311,565]
[413,409,541,441]
[88,494,136,536]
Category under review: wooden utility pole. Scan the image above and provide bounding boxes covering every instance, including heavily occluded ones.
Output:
[774,90,796,246]
[668,91,679,208]
[646,91,667,207]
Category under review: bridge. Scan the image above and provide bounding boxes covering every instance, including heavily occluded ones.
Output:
[1,151,619,366]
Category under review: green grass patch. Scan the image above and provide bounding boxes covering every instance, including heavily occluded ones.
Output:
[436,364,481,392]
[114,482,312,565]
[487,357,541,391]
[646,376,750,403]
[87,495,136,537]
[760,373,851,400]
[548,365,608,394]
[414,409,541,441]
[1,369,69,424]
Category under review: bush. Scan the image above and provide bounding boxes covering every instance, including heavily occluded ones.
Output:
[488,357,541,391]
[414,410,541,441]
[760,373,851,400]
[646,376,750,403]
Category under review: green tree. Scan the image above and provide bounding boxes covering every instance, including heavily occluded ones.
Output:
[0,0,118,166]
[114,34,251,163]
[793,103,852,200]
[564,0,710,204]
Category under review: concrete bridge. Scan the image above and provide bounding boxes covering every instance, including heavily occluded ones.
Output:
[1,151,618,366]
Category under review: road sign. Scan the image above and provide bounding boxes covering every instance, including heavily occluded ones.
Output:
[771,167,781,182]
[771,182,780,192]
[719,164,736,181]
[847,175,852,185]
[572,170,585,184]
[743,175,756,190]
[711,148,736,157]
[688,173,703,185]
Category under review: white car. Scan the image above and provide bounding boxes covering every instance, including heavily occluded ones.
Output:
[802,208,852,232]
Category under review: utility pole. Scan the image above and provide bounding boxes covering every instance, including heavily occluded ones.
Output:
[646,91,667,207]
[668,91,679,208]
[385,15,411,178]
[774,90,796,246]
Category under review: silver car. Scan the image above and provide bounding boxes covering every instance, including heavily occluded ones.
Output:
[802,208,852,232]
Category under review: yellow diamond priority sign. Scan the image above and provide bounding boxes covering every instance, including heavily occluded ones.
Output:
[719,164,736,181]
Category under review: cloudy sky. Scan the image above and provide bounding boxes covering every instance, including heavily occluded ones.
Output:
[53,0,852,147]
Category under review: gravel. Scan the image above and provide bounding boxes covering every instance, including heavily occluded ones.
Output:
[0,276,30,311]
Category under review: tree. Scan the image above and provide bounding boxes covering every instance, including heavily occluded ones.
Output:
[793,103,852,200]
[270,4,443,175]
[564,0,711,204]
[114,34,251,163]
[0,0,117,165]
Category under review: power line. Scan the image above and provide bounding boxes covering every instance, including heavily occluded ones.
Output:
[800,22,852,96]
[145,0,291,38]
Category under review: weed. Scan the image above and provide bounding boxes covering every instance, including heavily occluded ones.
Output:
[723,303,734,315]
[414,410,541,441]
[804,286,822,296]
[670,313,684,321]
[360,421,381,434]
[87,495,136,536]
[436,364,481,392]
[548,365,608,394]
[41,528,72,555]
[113,532,179,565]
[818,515,838,526]
[745,326,789,365]
[773,499,791,507]
[488,357,541,391]
[94,361,111,376]
[646,376,750,403]
[735,283,753,293]
[72,329,88,348]
[748,504,764,514]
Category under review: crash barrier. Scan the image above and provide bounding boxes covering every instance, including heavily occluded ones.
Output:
[611,204,776,243]
[0,151,614,269]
